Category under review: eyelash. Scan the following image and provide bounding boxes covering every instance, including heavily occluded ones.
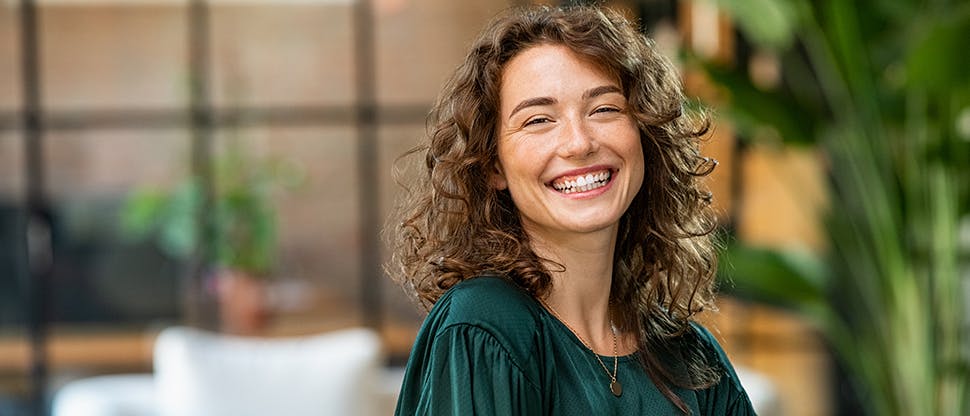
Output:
[522,106,622,127]
[524,117,551,126]
[593,106,621,114]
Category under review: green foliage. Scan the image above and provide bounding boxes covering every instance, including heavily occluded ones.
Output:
[121,145,300,278]
[698,0,970,414]
[710,0,799,50]
[718,243,828,316]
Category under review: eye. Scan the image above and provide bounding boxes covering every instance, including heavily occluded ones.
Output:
[592,106,621,115]
[524,116,552,127]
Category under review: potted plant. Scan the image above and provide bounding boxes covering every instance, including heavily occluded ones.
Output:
[120,143,298,335]
[691,0,969,414]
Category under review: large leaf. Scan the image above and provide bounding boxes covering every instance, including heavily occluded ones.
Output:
[718,242,827,316]
[905,7,970,94]
[696,0,969,414]
[711,0,798,50]
[700,61,819,145]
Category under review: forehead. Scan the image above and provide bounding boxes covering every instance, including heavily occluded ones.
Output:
[498,44,620,108]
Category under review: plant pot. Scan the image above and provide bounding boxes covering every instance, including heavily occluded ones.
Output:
[213,269,272,335]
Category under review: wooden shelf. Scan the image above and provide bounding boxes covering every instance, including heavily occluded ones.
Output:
[0,330,154,374]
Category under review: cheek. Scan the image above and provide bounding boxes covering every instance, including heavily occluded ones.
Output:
[498,140,545,182]
[632,141,645,176]
[503,155,540,187]
[631,151,645,190]
[623,130,646,187]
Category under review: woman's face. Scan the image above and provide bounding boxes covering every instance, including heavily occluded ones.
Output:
[493,44,644,244]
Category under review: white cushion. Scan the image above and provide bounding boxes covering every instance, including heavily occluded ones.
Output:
[52,374,157,416]
[153,326,382,416]
[735,365,783,416]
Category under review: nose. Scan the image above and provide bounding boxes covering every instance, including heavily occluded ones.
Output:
[557,117,599,159]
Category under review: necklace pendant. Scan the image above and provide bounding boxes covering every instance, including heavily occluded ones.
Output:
[610,379,623,397]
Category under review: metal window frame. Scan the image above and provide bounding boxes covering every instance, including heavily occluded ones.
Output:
[6,1,685,414]
[8,0,408,413]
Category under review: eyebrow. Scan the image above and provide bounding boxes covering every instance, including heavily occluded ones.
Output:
[506,85,624,121]
[508,97,556,121]
[583,85,623,100]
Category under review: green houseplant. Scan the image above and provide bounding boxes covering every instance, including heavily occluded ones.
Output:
[121,143,297,333]
[691,0,969,414]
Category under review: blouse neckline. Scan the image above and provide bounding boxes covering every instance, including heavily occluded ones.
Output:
[529,295,640,361]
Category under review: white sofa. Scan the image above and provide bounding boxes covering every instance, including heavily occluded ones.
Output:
[52,326,392,416]
[53,326,779,415]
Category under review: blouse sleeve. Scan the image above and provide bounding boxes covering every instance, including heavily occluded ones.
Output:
[693,324,758,416]
[399,323,542,416]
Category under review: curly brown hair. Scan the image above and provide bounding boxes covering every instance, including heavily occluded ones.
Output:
[387,5,721,411]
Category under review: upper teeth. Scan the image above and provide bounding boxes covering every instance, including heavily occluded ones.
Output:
[553,171,611,193]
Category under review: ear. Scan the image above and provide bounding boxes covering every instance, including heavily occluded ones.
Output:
[488,161,508,190]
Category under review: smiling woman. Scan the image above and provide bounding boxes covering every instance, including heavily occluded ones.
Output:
[386,5,754,415]
[493,44,644,242]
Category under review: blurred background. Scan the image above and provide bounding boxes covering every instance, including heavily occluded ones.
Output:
[0,0,966,415]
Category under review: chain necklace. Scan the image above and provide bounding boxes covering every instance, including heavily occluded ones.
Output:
[540,299,623,397]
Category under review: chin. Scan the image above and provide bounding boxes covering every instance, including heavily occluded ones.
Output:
[559,216,622,234]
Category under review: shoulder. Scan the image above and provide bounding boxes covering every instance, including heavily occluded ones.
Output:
[439,275,541,318]
[395,276,546,414]
[689,322,757,414]
[689,322,722,352]
[685,322,737,379]
[427,275,544,362]
[689,322,735,372]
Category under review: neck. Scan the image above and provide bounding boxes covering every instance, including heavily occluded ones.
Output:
[528,225,617,352]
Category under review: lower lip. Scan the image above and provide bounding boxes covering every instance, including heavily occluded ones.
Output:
[549,174,615,199]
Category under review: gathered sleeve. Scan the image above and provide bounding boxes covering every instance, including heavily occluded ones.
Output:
[693,324,758,416]
[400,323,542,416]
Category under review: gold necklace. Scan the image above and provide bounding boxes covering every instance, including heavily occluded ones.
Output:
[539,299,623,397]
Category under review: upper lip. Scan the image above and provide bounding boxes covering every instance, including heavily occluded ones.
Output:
[545,165,615,186]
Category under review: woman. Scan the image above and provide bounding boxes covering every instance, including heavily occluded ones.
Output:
[387,5,755,415]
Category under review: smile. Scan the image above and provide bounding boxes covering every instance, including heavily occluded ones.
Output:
[550,169,613,194]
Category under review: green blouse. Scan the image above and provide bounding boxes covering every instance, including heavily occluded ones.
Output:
[394,276,757,415]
